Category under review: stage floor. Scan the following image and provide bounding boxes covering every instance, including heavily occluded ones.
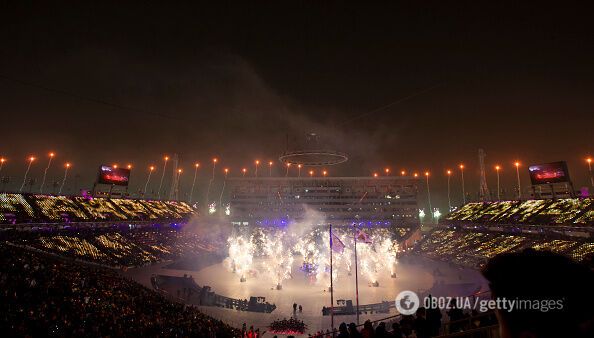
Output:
[124,255,487,335]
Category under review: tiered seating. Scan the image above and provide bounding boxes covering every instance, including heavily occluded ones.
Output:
[445,198,594,226]
[415,230,594,268]
[0,193,196,226]
[14,227,220,267]
[0,244,240,337]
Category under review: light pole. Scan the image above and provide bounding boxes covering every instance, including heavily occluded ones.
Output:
[19,156,35,192]
[0,158,6,174]
[385,168,390,176]
[205,158,217,206]
[309,170,314,178]
[587,158,593,188]
[157,156,169,199]
[40,152,55,194]
[495,165,501,201]
[219,168,229,207]
[446,170,452,211]
[255,160,260,177]
[242,168,247,177]
[514,161,521,200]
[401,170,406,176]
[268,161,273,176]
[189,163,199,203]
[425,172,433,223]
[459,164,466,204]
[285,163,291,177]
[144,166,155,196]
[298,164,302,177]
[58,163,70,194]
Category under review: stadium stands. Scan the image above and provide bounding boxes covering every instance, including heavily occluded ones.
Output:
[445,198,594,226]
[414,198,594,269]
[6,227,221,267]
[0,244,240,337]
[0,193,195,226]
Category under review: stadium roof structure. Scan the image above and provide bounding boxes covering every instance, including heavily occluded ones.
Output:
[278,150,348,166]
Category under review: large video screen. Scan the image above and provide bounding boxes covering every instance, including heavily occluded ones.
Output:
[97,165,131,186]
[528,161,570,185]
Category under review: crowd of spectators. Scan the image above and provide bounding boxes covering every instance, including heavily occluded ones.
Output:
[0,192,195,225]
[414,229,594,268]
[2,226,222,267]
[445,198,594,226]
[268,317,307,334]
[0,244,240,337]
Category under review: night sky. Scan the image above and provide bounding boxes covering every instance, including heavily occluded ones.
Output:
[1,1,593,210]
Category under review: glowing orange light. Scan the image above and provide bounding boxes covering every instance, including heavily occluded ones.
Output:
[495,165,500,171]
[287,163,291,167]
[164,156,169,161]
[298,164,302,168]
[269,161,273,166]
[255,160,260,165]
[149,166,155,171]
[459,164,464,169]
[213,158,218,163]
[373,173,378,178]
[309,170,314,177]
[113,164,118,168]
[414,173,419,177]
[29,156,35,162]
[178,169,182,173]
[385,168,390,174]
[49,152,55,157]
[127,164,132,169]
[195,163,200,168]
[322,170,327,176]
[242,168,247,173]
[65,163,71,168]
[587,158,592,164]
[425,171,430,177]
[447,170,452,175]
[514,161,520,167]
[401,170,406,176]
[0,158,5,163]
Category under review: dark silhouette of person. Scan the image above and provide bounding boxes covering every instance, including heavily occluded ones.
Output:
[482,249,594,338]
[337,322,349,338]
[293,302,297,313]
[299,304,303,313]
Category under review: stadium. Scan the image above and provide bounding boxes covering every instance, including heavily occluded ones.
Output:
[2,165,594,337]
[3,3,594,337]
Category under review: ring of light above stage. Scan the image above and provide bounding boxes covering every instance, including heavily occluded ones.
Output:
[279,150,348,166]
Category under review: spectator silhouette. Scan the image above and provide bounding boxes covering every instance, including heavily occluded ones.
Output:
[482,249,594,338]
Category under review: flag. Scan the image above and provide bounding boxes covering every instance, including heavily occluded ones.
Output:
[356,229,373,244]
[330,230,345,254]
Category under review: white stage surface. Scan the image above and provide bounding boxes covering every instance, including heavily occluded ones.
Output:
[124,255,487,335]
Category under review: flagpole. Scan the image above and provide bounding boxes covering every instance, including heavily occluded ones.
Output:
[329,223,334,336]
[353,223,360,325]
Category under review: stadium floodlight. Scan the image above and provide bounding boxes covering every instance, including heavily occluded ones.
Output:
[514,161,521,199]
[459,164,466,204]
[446,170,452,211]
[587,158,593,187]
[495,165,501,200]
